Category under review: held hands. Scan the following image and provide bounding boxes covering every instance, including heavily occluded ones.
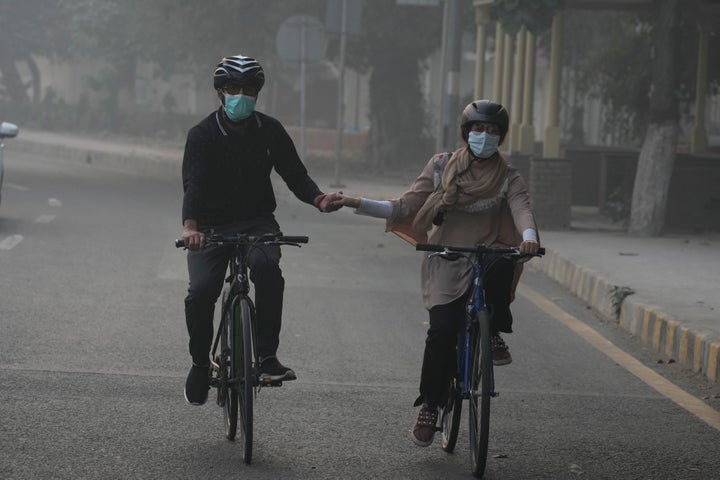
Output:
[314,192,362,212]
[331,192,361,209]
[315,191,347,213]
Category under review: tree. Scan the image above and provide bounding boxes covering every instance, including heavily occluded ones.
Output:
[0,1,70,118]
[160,0,447,170]
[342,0,444,170]
[60,0,185,120]
[628,0,682,236]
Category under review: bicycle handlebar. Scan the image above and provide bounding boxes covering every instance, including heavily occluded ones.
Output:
[416,243,545,257]
[175,232,309,249]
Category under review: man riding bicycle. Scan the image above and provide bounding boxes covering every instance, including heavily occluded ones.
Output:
[180,54,341,405]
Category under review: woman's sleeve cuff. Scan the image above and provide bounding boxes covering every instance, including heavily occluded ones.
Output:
[522,228,538,242]
[355,198,393,219]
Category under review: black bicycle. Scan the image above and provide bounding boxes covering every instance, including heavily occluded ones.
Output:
[415,243,544,478]
[176,231,308,464]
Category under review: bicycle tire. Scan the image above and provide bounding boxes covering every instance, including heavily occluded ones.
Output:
[440,378,462,453]
[468,311,492,478]
[237,298,255,464]
[221,293,238,441]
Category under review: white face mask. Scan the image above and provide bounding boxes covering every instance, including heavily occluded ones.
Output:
[468,131,499,158]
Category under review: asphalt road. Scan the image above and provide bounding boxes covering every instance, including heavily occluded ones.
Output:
[1,152,719,480]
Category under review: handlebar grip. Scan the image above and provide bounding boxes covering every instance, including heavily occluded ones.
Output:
[415,243,443,252]
[279,236,309,244]
[175,239,185,248]
[537,247,545,255]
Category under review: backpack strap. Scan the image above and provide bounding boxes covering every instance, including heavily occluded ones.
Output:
[431,152,452,189]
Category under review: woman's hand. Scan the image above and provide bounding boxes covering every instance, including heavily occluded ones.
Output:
[518,240,539,257]
[332,193,361,209]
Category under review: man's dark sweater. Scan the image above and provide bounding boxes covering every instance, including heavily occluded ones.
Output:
[182,109,323,227]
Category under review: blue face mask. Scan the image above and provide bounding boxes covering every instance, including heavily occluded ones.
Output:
[468,131,500,158]
[224,93,256,122]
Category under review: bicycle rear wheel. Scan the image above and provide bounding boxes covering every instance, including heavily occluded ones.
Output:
[220,295,238,441]
[468,311,492,478]
[236,298,255,464]
[440,378,462,453]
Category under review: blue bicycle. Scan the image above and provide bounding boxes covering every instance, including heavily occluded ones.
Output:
[415,243,544,478]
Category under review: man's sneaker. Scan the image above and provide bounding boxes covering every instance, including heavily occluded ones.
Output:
[259,357,297,382]
[412,407,438,447]
[184,364,210,405]
[492,334,512,366]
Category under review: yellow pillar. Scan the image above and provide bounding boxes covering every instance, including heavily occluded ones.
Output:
[493,22,505,102]
[691,24,709,154]
[520,30,536,155]
[510,27,526,153]
[492,22,505,102]
[501,32,513,109]
[543,13,564,158]
[472,1,492,100]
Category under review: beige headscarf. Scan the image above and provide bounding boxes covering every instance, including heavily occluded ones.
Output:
[412,147,509,232]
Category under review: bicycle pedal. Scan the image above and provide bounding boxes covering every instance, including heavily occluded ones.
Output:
[261,378,283,387]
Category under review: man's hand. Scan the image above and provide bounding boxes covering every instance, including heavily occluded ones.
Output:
[315,192,344,213]
[181,219,205,250]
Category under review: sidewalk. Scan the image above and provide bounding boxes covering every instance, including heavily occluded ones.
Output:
[7,129,720,384]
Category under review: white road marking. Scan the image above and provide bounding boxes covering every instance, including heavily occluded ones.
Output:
[5,183,28,191]
[0,234,24,250]
[34,214,56,223]
[48,198,62,207]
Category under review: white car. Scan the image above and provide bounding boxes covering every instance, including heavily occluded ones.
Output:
[0,121,19,207]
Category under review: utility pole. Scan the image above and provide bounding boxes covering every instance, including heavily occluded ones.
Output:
[332,0,347,188]
[435,0,461,152]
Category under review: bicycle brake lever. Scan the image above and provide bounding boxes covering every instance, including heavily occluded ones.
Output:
[429,251,462,261]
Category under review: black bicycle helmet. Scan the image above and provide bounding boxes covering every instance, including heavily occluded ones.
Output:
[460,100,509,144]
[213,55,265,91]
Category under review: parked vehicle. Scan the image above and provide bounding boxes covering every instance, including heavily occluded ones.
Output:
[0,122,19,207]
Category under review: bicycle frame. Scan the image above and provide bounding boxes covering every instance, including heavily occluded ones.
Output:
[210,247,257,389]
[175,231,308,389]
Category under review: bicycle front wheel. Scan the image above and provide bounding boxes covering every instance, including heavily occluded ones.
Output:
[468,311,492,478]
[221,293,238,441]
[440,378,462,453]
[236,297,255,464]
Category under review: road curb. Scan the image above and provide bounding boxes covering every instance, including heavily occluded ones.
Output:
[529,247,720,384]
[8,134,181,180]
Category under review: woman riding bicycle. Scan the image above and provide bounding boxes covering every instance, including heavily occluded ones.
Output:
[332,100,539,447]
